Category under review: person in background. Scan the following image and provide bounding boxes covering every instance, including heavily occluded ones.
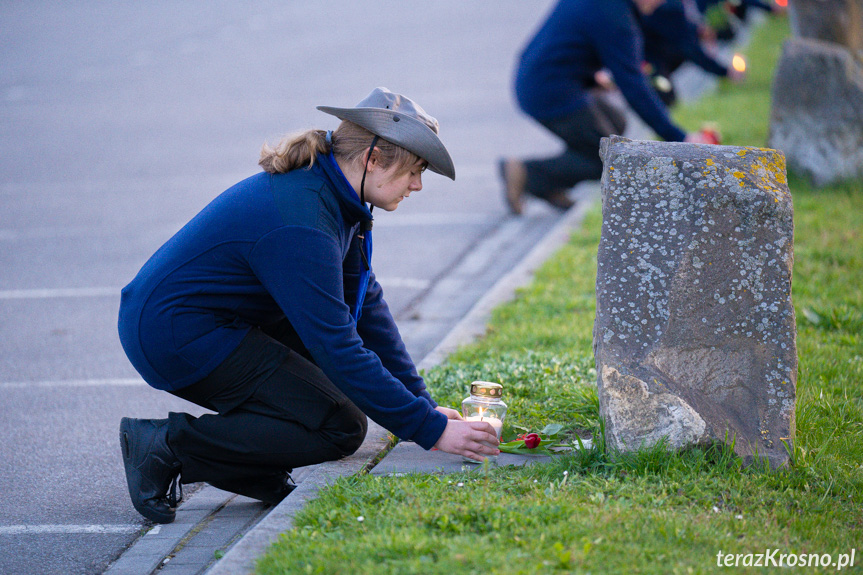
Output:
[117,88,500,524]
[500,0,713,215]
[641,0,746,107]
[697,0,786,40]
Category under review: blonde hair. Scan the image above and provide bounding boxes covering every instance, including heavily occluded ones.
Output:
[259,121,421,175]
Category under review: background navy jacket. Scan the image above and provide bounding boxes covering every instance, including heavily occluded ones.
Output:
[642,0,728,79]
[515,0,687,142]
[118,155,447,450]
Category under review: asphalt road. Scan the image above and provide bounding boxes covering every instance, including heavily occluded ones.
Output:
[0,2,564,573]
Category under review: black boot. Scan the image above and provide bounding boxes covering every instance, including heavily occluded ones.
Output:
[538,191,575,211]
[119,418,182,524]
[208,472,297,506]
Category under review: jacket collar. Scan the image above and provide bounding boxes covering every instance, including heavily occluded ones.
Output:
[316,151,373,226]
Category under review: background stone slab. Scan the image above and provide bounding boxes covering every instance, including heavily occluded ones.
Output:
[768,37,863,187]
[594,136,796,468]
[789,0,863,52]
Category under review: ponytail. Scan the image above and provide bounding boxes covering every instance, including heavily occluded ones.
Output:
[259,129,329,174]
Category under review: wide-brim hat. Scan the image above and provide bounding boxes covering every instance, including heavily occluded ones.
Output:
[317,87,456,180]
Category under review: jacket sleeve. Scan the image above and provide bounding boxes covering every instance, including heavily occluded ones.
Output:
[676,22,728,77]
[249,225,447,449]
[358,272,438,407]
[598,8,687,142]
[342,234,437,407]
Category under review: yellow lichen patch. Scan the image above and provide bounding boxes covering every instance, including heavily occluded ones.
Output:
[705,158,715,166]
[737,150,747,157]
[747,152,788,186]
[733,171,745,179]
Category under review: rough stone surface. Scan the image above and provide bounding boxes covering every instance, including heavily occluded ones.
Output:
[594,136,797,468]
[768,38,863,187]
[789,0,863,52]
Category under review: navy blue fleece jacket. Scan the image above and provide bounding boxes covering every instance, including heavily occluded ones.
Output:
[642,1,728,78]
[118,153,447,450]
[515,0,687,142]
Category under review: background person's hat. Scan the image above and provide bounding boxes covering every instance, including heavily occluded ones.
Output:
[317,87,456,180]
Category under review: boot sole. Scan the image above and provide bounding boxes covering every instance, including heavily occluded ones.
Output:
[119,418,176,524]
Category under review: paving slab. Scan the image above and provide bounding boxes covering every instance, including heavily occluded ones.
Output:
[103,487,235,575]
[370,441,552,476]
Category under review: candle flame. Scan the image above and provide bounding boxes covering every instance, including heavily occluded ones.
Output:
[732,54,747,73]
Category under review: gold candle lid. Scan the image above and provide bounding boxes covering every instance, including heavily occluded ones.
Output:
[470,381,503,398]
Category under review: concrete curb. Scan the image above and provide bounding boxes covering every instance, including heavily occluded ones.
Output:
[104,487,234,575]
[205,422,391,575]
[205,185,600,574]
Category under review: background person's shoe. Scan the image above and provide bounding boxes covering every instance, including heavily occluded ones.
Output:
[498,158,527,215]
[119,418,182,524]
[541,190,575,211]
[208,472,297,506]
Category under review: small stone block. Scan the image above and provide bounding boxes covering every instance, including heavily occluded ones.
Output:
[594,136,797,468]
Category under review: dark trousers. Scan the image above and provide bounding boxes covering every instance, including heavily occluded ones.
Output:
[524,94,627,198]
[166,324,368,486]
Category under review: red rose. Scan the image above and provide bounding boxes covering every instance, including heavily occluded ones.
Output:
[524,433,541,449]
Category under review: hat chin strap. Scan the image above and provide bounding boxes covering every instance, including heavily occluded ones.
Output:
[359,135,379,211]
[353,136,378,321]
[356,135,378,279]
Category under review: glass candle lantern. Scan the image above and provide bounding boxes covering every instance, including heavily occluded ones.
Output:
[461,381,507,463]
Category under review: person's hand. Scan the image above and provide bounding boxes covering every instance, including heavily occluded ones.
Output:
[685,131,717,144]
[433,419,500,462]
[698,24,717,44]
[727,66,746,84]
[435,406,463,420]
[594,69,615,91]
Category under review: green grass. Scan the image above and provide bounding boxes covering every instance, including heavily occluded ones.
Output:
[258,17,863,574]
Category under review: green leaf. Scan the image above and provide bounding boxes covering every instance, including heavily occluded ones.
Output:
[540,423,564,437]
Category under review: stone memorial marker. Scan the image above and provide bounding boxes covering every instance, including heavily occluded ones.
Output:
[789,0,863,52]
[594,136,796,468]
[768,37,863,187]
